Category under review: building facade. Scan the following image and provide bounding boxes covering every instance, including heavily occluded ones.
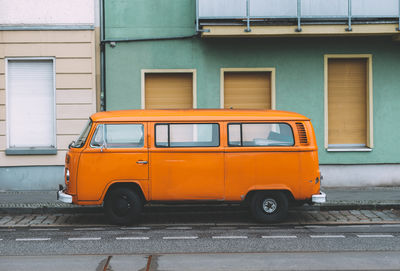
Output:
[102,0,400,187]
[0,0,99,190]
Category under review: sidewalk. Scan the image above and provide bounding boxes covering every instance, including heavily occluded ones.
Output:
[0,187,399,214]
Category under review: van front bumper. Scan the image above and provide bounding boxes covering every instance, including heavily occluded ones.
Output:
[57,185,72,204]
[312,191,326,203]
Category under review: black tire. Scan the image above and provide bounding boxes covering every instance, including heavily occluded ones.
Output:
[250,191,289,223]
[104,187,142,225]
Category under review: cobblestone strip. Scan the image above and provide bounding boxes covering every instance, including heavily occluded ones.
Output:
[53,215,71,225]
[383,210,399,219]
[0,216,13,225]
[0,209,399,227]
[5,215,26,226]
[360,210,379,219]
[17,215,36,225]
[328,211,348,222]
[41,215,58,225]
[349,210,370,222]
[319,211,336,221]
[339,211,358,221]
[299,212,317,223]
[29,215,48,225]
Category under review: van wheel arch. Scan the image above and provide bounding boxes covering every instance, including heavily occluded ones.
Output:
[104,182,146,206]
[245,190,294,205]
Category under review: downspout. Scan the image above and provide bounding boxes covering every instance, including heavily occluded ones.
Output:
[100,0,106,111]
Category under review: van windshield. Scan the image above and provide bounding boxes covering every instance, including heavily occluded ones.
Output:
[70,119,92,148]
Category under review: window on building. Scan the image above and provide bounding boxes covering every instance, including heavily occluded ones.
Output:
[228,123,294,147]
[326,56,372,150]
[155,123,219,147]
[7,59,56,150]
[144,72,195,109]
[222,70,273,109]
[91,124,144,148]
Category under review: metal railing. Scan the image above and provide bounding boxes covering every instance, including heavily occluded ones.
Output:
[196,0,400,32]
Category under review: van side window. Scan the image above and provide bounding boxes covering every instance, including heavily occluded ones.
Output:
[90,124,144,148]
[228,123,294,147]
[155,123,219,147]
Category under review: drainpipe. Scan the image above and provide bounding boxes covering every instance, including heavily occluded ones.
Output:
[100,0,106,111]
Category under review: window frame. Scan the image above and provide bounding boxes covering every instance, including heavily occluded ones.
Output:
[227,122,295,147]
[154,123,220,148]
[141,69,197,109]
[5,57,57,155]
[324,54,373,152]
[220,68,276,110]
[90,123,145,149]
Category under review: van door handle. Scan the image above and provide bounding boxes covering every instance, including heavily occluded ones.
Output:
[136,160,148,164]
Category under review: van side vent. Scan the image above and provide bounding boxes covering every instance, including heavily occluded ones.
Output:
[296,122,308,144]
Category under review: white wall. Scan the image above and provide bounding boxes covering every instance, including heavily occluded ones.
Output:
[320,165,400,188]
[0,0,95,25]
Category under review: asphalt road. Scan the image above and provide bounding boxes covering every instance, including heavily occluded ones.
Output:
[1,224,399,255]
[1,224,400,270]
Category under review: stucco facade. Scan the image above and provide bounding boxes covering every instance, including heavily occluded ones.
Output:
[102,0,400,187]
[0,0,99,190]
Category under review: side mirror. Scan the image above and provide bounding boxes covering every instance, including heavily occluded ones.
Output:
[68,141,75,149]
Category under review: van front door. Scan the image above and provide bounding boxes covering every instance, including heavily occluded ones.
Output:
[150,123,224,200]
[77,123,148,202]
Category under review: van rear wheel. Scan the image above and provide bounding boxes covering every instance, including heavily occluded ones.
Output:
[104,187,142,225]
[250,191,288,223]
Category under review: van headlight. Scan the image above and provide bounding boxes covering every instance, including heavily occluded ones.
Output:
[65,169,70,183]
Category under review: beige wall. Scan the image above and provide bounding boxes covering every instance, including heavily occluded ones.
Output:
[0,30,97,166]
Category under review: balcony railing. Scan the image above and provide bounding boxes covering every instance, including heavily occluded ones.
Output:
[196,0,400,32]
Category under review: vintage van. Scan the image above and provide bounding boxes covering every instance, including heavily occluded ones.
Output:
[58,109,326,225]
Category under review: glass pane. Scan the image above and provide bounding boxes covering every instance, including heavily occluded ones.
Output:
[228,124,241,146]
[155,124,169,147]
[72,119,92,148]
[169,124,219,147]
[105,124,144,148]
[90,124,104,147]
[242,123,294,146]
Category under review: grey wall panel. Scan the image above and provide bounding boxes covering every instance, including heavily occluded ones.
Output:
[301,0,348,17]
[199,0,246,18]
[250,0,297,17]
[352,0,398,17]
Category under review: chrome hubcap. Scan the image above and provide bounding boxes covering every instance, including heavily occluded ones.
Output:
[262,198,277,214]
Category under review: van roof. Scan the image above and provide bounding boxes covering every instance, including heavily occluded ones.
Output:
[91,109,310,122]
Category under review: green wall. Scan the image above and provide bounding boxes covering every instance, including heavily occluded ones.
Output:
[103,0,400,165]
[104,0,196,39]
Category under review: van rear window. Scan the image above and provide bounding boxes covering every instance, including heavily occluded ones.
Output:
[228,123,294,147]
[155,123,219,147]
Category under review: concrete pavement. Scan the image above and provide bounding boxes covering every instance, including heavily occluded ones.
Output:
[1,252,400,270]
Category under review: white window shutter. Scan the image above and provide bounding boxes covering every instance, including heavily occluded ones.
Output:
[7,59,55,148]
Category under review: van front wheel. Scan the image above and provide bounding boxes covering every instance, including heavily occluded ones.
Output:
[104,188,142,225]
[250,191,288,223]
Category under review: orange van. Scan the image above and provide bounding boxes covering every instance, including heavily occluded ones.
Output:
[58,109,325,225]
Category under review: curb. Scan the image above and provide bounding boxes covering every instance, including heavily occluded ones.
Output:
[0,206,103,215]
[319,203,400,211]
[1,203,400,215]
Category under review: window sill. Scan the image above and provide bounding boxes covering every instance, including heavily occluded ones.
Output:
[326,147,372,152]
[6,148,57,155]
